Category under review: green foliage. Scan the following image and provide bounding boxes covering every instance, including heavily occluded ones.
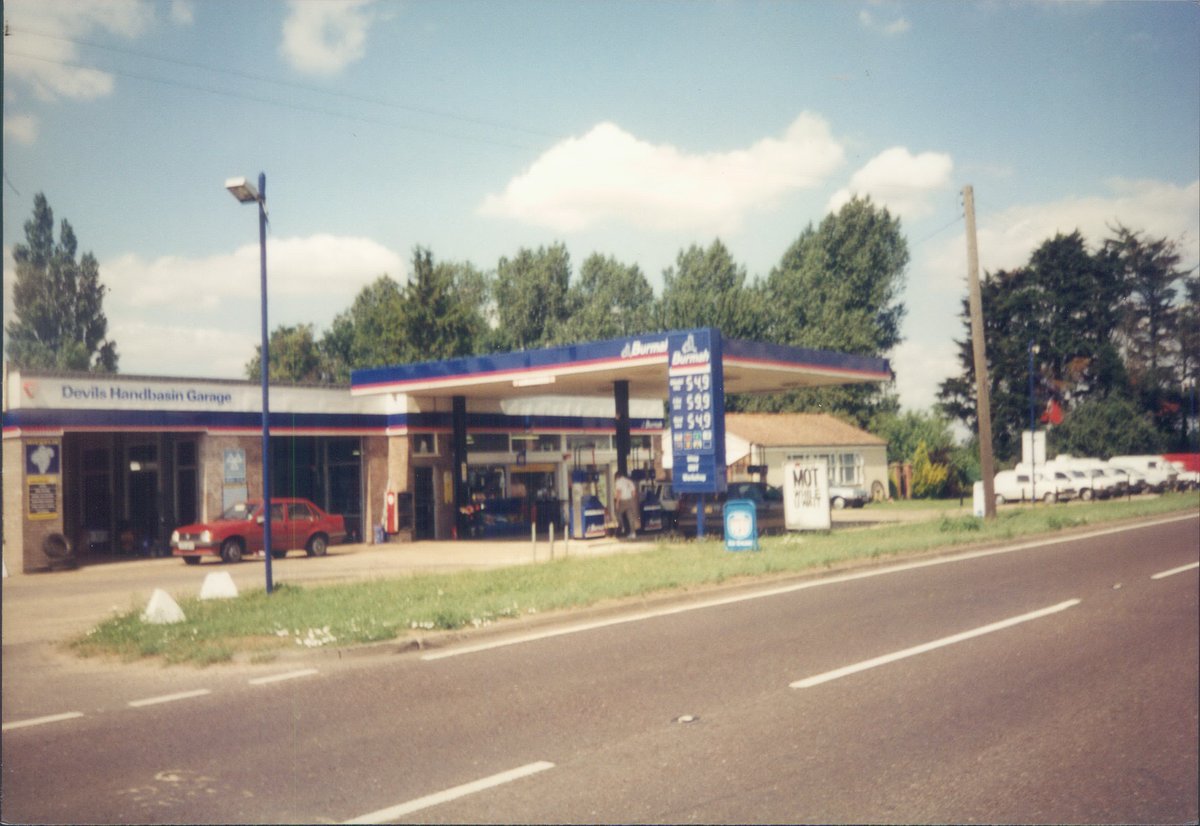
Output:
[493,243,573,350]
[556,253,658,343]
[911,439,949,498]
[660,239,761,338]
[1048,395,1165,458]
[940,225,1196,457]
[245,324,324,383]
[6,193,118,372]
[737,197,908,422]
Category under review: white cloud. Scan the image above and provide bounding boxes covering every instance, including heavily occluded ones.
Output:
[859,7,911,36]
[105,234,404,309]
[925,178,1200,293]
[4,114,39,145]
[280,0,376,75]
[170,1,195,26]
[2,0,157,102]
[480,113,845,234]
[891,338,960,413]
[828,147,954,221]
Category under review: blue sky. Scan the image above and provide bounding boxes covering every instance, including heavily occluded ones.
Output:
[4,0,1198,411]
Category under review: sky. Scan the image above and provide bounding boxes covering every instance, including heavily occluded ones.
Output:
[3,0,1198,412]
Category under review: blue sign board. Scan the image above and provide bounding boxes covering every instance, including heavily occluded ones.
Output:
[667,328,726,494]
[723,499,758,551]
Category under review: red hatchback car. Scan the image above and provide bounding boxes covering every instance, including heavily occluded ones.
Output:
[171,498,347,565]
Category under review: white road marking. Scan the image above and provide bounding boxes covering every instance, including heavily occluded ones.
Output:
[2,711,85,731]
[423,515,1193,661]
[1151,561,1199,580]
[343,760,555,824]
[128,689,212,708]
[790,598,1082,689]
[249,668,319,685]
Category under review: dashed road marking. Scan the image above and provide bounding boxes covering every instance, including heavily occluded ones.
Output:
[1151,561,1199,580]
[2,711,85,731]
[343,761,555,823]
[128,689,212,708]
[791,599,1082,689]
[249,668,319,685]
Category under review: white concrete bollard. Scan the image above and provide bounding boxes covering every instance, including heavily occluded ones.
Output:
[199,571,239,600]
[142,589,186,624]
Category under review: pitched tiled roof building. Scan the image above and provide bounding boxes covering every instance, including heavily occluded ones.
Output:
[724,413,890,501]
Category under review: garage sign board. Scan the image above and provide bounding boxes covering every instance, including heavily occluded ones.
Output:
[783,458,831,531]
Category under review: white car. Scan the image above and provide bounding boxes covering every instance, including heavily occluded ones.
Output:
[1109,455,1177,492]
[994,469,1065,504]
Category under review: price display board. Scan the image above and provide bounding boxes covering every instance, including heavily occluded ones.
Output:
[667,329,726,494]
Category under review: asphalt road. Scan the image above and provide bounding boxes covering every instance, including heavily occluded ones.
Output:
[2,515,1196,824]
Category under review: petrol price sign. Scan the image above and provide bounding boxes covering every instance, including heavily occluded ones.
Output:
[668,329,726,494]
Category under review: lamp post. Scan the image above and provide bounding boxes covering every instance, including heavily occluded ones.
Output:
[225,173,273,594]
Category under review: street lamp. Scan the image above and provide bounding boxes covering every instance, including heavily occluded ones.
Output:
[225,173,273,594]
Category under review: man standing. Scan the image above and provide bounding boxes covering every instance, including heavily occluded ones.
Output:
[613,472,639,538]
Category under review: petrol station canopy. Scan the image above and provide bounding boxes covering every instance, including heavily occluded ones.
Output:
[350,330,891,402]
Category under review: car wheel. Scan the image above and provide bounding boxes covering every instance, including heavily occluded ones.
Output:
[220,538,243,564]
[832,496,846,510]
[271,549,287,560]
[182,556,201,566]
[1080,488,1093,501]
[1043,492,1056,504]
[306,534,328,557]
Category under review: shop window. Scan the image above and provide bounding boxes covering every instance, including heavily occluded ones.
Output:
[567,434,611,452]
[467,433,510,453]
[412,433,438,455]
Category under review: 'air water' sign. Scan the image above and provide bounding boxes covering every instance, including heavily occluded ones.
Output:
[783,458,831,531]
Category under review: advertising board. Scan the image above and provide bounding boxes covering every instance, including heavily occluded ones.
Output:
[783,458,831,531]
[667,329,727,494]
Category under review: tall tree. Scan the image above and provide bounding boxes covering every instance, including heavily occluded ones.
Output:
[245,324,324,383]
[320,274,407,381]
[938,231,1129,461]
[401,247,488,361]
[764,196,908,355]
[556,253,657,343]
[659,239,760,337]
[742,197,908,424]
[493,243,572,351]
[6,193,118,371]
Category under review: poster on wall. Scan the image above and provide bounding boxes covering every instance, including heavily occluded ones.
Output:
[25,440,61,521]
[783,458,831,531]
[667,328,727,494]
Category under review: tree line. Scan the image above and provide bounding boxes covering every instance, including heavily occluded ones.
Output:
[938,226,1199,459]
[246,195,910,429]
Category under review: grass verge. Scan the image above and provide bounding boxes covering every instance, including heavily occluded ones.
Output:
[69,493,1197,666]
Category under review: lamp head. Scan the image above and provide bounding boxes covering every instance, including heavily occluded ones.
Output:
[225,177,260,204]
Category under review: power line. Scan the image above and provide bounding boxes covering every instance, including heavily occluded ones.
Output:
[5,48,539,152]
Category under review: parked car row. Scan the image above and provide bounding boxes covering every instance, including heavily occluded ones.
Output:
[993,454,1196,505]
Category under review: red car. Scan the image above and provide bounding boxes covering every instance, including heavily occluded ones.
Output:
[171,498,347,565]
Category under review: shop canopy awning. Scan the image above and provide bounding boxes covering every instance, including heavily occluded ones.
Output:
[350,330,891,402]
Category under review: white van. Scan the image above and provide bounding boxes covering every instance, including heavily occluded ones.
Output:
[1109,455,1177,492]
[994,469,1067,504]
[1053,455,1123,498]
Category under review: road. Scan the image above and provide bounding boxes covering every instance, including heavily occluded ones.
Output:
[2,515,1196,824]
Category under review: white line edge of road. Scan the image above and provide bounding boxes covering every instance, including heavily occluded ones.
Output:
[343,760,555,824]
[422,513,1196,662]
[1151,560,1200,580]
[2,711,86,732]
[789,598,1082,689]
[248,668,319,685]
[127,689,212,708]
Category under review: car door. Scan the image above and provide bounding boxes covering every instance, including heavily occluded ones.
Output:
[287,501,317,549]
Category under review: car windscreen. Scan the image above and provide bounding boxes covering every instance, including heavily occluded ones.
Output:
[219,501,260,521]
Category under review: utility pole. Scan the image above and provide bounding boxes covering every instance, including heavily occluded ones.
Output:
[964,185,997,518]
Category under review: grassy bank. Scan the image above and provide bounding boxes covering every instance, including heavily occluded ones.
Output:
[70,494,1197,666]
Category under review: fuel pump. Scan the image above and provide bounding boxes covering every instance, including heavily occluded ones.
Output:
[569,444,607,539]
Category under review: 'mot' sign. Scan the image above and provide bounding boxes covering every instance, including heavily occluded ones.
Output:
[784,459,831,531]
